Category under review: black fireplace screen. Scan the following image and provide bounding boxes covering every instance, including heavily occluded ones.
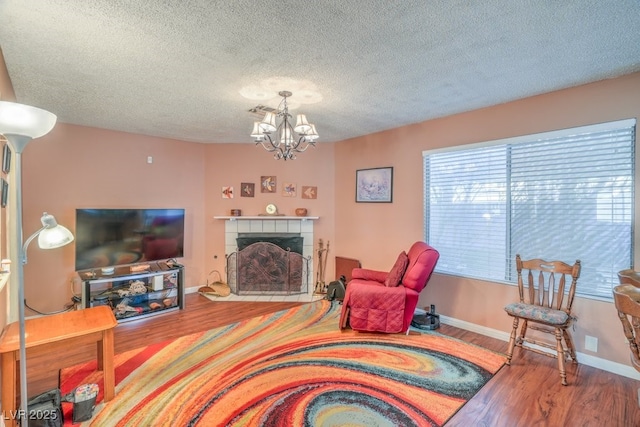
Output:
[226,241,310,295]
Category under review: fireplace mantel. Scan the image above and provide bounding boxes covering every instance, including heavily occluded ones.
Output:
[214,216,319,221]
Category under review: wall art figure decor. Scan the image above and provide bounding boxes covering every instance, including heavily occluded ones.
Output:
[261,176,276,193]
[240,182,255,197]
[356,167,393,203]
[2,144,10,174]
[222,186,234,198]
[283,182,296,197]
[301,186,317,199]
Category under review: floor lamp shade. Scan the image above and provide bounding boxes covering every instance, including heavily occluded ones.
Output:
[0,101,57,139]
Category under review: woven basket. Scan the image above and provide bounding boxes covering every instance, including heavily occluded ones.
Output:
[198,270,231,297]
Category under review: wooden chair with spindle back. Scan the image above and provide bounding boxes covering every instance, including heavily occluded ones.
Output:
[614,270,640,378]
[504,254,581,385]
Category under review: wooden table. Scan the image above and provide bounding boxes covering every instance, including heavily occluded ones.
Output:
[0,306,117,426]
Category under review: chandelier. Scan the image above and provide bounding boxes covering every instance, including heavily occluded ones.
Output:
[251,90,319,160]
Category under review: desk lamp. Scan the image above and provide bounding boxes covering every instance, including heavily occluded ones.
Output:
[0,101,73,426]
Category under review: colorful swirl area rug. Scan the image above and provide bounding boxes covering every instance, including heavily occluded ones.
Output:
[59,300,506,426]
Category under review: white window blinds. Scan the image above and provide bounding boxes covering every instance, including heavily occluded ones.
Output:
[423,119,635,299]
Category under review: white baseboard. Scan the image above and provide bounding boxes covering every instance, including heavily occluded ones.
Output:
[439,314,640,381]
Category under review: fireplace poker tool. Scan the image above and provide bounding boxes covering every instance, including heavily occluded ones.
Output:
[315,239,329,294]
[322,240,330,292]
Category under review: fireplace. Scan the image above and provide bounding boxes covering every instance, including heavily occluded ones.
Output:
[217,217,317,296]
[229,242,307,294]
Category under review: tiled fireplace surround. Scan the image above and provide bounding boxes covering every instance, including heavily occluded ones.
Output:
[217,217,321,302]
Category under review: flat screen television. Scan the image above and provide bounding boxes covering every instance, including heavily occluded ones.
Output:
[75,208,185,271]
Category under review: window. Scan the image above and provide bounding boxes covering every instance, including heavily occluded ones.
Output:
[423,119,635,300]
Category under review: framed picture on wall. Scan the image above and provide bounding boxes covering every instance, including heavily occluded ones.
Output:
[240,182,255,197]
[1,178,7,207]
[261,176,276,193]
[282,182,296,197]
[2,144,11,174]
[356,167,393,203]
[222,186,234,198]
[301,186,317,199]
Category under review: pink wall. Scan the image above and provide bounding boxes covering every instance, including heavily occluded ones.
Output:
[334,72,640,365]
[20,123,207,312]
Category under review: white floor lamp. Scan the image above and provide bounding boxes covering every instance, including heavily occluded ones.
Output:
[0,101,73,426]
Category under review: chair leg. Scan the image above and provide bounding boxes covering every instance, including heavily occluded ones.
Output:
[506,317,520,365]
[555,328,568,386]
[562,328,578,363]
[519,320,528,344]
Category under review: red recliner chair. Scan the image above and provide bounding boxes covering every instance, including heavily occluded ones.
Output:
[339,242,439,333]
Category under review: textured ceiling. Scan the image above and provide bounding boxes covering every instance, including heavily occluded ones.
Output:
[1,1,639,144]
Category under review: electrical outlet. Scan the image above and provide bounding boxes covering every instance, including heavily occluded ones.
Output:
[585,335,598,352]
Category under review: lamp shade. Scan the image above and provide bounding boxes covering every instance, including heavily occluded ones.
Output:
[250,122,265,140]
[294,114,311,133]
[38,226,74,249]
[36,212,74,249]
[305,124,319,140]
[0,101,57,138]
[280,126,293,145]
[260,112,277,133]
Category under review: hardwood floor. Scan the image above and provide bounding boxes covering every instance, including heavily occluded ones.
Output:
[26,293,640,426]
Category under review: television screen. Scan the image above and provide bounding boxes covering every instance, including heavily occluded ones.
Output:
[75,208,185,271]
